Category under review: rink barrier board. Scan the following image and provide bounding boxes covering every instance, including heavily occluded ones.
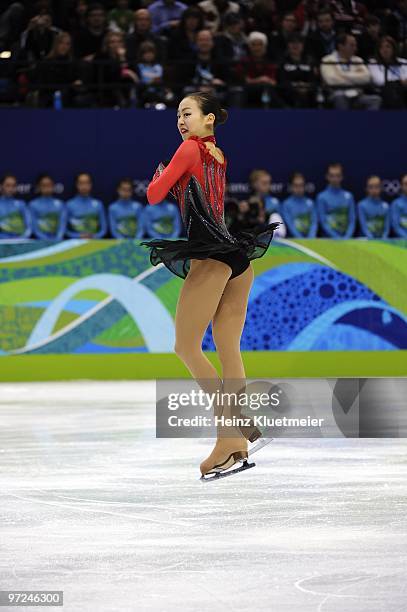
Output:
[1,351,406,382]
[3,109,406,202]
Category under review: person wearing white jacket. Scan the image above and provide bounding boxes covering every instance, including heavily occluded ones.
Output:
[321,32,381,109]
[368,36,407,108]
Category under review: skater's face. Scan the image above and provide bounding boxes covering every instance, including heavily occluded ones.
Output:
[401,175,407,196]
[366,176,381,199]
[76,174,92,196]
[1,176,17,197]
[177,97,214,139]
[38,177,54,197]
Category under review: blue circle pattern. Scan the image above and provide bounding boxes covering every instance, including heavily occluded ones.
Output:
[202,264,403,351]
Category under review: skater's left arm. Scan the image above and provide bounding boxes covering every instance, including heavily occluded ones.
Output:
[146,139,200,205]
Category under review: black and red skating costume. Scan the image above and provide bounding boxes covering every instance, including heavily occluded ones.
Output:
[140,134,280,279]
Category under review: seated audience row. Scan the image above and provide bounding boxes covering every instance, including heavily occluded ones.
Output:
[0,173,182,240]
[0,167,406,241]
[226,165,407,239]
[2,3,407,109]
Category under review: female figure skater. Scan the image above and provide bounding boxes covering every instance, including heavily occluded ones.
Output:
[141,92,279,479]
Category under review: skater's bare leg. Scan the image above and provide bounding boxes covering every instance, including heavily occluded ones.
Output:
[212,263,254,417]
[200,264,255,475]
[212,262,254,383]
[174,258,231,400]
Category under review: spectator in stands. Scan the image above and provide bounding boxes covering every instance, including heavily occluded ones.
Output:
[278,33,317,107]
[178,29,229,100]
[392,0,407,57]
[224,196,241,233]
[269,12,298,61]
[316,162,356,238]
[108,178,144,238]
[249,168,280,217]
[247,0,279,37]
[135,40,172,107]
[234,31,283,108]
[328,0,366,32]
[29,174,67,240]
[66,172,107,238]
[198,0,240,34]
[282,172,318,238]
[0,2,25,51]
[108,0,134,34]
[306,8,336,61]
[236,195,268,231]
[142,200,182,238]
[148,0,187,36]
[126,8,166,64]
[18,12,59,62]
[167,6,204,61]
[249,168,285,235]
[369,36,407,109]
[35,32,84,107]
[0,174,31,239]
[391,173,407,237]
[357,15,381,61]
[214,12,248,62]
[321,32,381,109]
[357,175,390,239]
[74,3,107,60]
[93,31,135,107]
[61,0,88,34]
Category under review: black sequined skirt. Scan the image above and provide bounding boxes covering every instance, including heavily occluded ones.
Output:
[140,222,280,280]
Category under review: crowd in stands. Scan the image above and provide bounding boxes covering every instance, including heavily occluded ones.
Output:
[1,166,406,240]
[0,1,406,108]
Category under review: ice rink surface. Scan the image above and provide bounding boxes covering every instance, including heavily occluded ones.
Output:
[1,381,406,612]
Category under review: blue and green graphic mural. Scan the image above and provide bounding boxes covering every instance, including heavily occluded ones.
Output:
[0,239,406,355]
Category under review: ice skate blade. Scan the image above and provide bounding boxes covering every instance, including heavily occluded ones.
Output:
[248,437,274,456]
[200,460,256,482]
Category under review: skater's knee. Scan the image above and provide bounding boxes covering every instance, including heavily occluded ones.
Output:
[213,338,241,364]
[174,340,193,359]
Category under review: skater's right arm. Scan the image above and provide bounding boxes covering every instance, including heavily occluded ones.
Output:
[146,139,200,205]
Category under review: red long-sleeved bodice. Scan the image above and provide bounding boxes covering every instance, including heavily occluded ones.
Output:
[146,135,228,227]
[140,133,280,280]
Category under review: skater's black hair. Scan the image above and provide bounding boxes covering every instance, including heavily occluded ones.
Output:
[183,91,228,130]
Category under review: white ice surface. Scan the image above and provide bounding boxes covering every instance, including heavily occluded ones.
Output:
[0,381,406,612]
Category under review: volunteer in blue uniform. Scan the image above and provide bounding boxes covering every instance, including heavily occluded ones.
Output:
[0,174,31,239]
[108,178,145,239]
[316,163,356,238]
[391,173,407,238]
[29,174,67,240]
[66,173,107,238]
[357,175,390,239]
[281,172,318,238]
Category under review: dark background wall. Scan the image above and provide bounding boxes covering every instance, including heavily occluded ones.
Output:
[3,109,405,202]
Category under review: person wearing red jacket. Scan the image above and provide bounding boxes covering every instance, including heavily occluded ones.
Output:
[141,91,279,480]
